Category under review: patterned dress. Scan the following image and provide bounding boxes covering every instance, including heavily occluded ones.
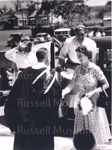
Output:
[70,62,111,145]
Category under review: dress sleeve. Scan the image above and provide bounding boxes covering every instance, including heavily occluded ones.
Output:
[94,66,107,81]
[59,39,69,60]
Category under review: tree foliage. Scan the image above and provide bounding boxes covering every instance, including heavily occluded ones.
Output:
[9,0,90,24]
[97,1,111,19]
[37,0,90,24]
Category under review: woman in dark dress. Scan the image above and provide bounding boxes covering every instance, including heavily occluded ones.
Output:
[5,48,61,150]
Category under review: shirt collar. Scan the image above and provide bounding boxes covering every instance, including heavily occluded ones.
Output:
[31,62,48,69]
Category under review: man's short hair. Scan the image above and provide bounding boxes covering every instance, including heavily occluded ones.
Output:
[36,48,49,61]
[73,130,95,150]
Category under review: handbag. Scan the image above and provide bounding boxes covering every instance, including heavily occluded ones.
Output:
[97,88,109,108]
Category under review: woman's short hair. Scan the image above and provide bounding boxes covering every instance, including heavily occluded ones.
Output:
[76,45,92,59]
[73,130,95,150]
[36,48,49,61]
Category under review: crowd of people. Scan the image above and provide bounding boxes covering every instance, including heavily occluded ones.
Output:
[0,24,111,150]
[86,29,106,37]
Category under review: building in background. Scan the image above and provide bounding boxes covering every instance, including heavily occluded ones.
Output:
[103,12,111,26]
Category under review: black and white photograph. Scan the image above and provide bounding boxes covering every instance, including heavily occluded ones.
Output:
[0,0,111,149]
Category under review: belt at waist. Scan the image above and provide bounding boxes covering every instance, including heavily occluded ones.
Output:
[66,59,80,67]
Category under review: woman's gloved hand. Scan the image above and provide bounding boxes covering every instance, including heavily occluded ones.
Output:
[86,87,102,98]
[85,90,95,98]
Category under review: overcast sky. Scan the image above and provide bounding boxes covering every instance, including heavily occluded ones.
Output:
[0,0,109,8]
[86,0,109,6]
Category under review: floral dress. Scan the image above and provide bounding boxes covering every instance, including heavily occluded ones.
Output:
[70,62,111,145]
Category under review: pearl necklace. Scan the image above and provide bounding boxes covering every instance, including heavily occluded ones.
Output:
[82,66,88,71]
[82,63,89,71]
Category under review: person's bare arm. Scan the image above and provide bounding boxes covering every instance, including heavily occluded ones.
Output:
[86,67,109,98]
[58,39,69,69]
[5,48,17,62]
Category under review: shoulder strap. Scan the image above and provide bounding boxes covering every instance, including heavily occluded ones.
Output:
[103,88,108,97]
[44,72,57,94]
[32,68,48,85]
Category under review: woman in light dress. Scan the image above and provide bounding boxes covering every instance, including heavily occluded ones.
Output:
[62,45,111,146]
[5,40,37,84]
